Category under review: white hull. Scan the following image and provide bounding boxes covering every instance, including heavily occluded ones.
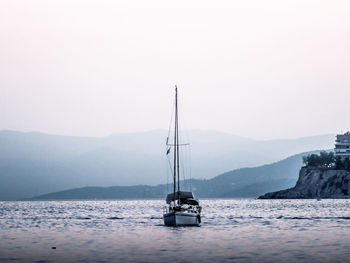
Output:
[163,211,200,226]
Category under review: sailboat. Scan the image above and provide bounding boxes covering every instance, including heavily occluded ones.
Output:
[163,86,202,226]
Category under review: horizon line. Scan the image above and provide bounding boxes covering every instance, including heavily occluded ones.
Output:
[0,128,338,141]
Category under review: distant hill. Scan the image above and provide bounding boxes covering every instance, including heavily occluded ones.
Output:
[0,129,334,200]
[32,151,322,200]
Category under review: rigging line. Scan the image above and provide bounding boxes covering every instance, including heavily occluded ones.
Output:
[180,144,186,190]
[176,91,181,198]
[166,140,173,195]
[165,148,169,194]
[189,142,192,192]
[180,142,184,188]
[166,156,169,194]
[167,100,175,141]
[179,123,187,191]
[178,112,184,190]
[186,146,190,191]
[166,154,174,194]
[177,90,191,192]
[177,91,190,146]
[166,156,174,179]
[166,138,172,194]
[186,143,190,190]
[166,89,176,197]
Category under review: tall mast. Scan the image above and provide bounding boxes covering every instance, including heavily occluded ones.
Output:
[176,86,180,203]
[173,87,177,202]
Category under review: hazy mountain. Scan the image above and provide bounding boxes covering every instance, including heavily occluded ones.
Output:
[0,130,334,200]
[33,151,319,200]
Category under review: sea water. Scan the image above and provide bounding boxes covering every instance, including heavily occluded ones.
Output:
[1,199,350,263]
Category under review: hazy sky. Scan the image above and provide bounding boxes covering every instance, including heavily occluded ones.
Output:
[1,0,349,139]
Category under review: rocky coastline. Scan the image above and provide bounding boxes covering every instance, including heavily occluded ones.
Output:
[258,167,350,199]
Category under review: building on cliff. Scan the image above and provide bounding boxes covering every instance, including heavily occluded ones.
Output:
[335,132,350,161]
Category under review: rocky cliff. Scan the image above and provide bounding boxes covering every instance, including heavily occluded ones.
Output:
[258,167,350,199]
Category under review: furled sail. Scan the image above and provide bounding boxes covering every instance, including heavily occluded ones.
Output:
[166,191,194,203]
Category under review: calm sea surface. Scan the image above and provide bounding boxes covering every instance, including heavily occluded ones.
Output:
[1,199,350,263]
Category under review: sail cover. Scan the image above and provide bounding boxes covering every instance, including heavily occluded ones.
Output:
[166,191,195,204]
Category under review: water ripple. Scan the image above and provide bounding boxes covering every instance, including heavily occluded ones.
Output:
[1,199,350,262]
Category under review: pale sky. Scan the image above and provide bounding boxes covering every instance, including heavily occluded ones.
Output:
[1,0,349,140]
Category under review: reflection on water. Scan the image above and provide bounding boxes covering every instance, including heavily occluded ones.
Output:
[1,199,350,262]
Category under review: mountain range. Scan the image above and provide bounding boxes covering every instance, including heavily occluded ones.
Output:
[0,130,334,200]
[33,151,319,200]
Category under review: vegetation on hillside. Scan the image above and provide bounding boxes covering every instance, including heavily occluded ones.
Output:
[302,151,350,170]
